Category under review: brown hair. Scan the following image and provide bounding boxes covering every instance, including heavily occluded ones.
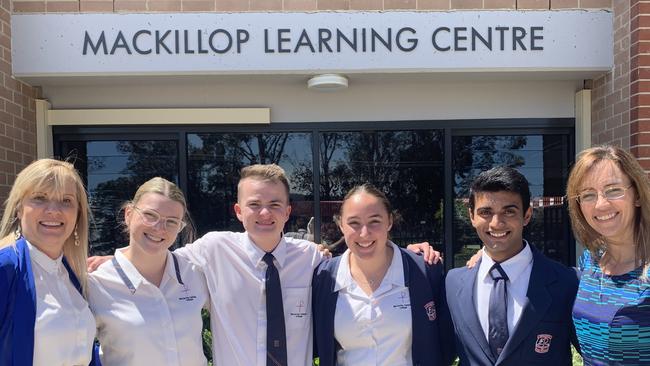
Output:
[238,164,290,203]
[335,183,397,225]
[124,177,196,244]
[567,145,650,270]
[0,158,91,293]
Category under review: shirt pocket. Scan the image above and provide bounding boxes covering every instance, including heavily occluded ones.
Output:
[283,287,310,329]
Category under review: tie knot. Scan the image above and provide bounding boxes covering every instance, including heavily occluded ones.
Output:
[263,253,275,266]
[489,263,509,282]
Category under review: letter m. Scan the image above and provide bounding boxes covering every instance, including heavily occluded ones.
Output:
[83,31,108,55]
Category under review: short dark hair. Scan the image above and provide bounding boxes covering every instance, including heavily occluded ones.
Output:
[468,166,531,213]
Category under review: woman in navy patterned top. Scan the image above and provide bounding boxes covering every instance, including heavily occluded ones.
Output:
[567,145,650,365]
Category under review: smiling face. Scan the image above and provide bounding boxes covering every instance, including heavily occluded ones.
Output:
[339,191,393,261]
[125,192,184,257]
[18,178,79,259]
[469,190,532,263]
[234,178,291,252]
[578,160,638,246]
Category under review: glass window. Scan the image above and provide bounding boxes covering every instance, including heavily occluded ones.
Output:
[55,120,574,267]
[319,130,444,255]
[186,132,314,237]
[452,134,571,267]
[60,140,179,255]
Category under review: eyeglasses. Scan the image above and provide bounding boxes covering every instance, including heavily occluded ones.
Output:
[575,185,633,204]
[132,206,186,233]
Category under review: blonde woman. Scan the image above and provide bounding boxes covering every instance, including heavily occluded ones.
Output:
[567,145,650,365]
[88,177,209,365]
[0,158,97,366]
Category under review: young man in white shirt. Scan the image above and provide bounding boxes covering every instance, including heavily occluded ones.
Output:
[173,164,321,366]
[445,166,578,366]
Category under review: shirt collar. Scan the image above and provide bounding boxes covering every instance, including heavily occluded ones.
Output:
[114,248,178,291]
[114,248,145,290]
[383,242,405,287]
[334,249,353,292]
[333,241,404,291]
[27,240,63,275]
[243,233,287,269]
[478,239,533,284]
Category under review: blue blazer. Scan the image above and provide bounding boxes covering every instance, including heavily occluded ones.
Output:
[445,244,578,366]
[0,237,100,366]
[312,248,455,366]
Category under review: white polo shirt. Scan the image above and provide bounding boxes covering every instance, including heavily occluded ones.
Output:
[333,242,413,366]
[88,247,209,366]
[475,240,533,341]
[175,231,324,366]
[28,242,96,366]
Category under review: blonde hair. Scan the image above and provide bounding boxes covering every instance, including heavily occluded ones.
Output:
[238,164,290,202]
[567,145,650,272]
[0,158,90,293]
[125,177,195,244]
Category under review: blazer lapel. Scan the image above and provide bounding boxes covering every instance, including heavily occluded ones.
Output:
[496,249,554,365]
[455,261,496,365]
[14,238,36,366]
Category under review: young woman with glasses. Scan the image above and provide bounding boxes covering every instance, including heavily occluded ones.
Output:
[566,145,650,365]
[87,177,210,365]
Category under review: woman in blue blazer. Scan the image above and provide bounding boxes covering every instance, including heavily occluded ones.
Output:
[312,184,454,366]
[0,158,99,366]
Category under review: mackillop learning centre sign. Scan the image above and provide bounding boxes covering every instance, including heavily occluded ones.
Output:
[12,11,612,76]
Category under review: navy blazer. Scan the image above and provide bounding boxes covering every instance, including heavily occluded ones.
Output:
[0,237,100,366]
[312,247,455,366]
[445,244,578,366]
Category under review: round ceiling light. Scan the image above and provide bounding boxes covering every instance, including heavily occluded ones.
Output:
[307,74,348,91]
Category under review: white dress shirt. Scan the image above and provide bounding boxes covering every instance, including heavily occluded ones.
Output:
[475,240,533,341]
[28,242,96,366]
[88,247,209,366]
[334,242,413,366]
[175,231,324,366]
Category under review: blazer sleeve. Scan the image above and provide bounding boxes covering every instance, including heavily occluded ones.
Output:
[0,247,19,366]
[427,262,456,366]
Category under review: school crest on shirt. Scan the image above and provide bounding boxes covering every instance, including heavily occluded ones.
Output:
[535,334,552,354]
[393,291,411,310]
[178,284,197,302]
[424,300,436,321]
[289,299,308,318]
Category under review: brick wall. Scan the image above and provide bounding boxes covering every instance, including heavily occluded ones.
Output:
[11,0,612,12]
[592,0,630,148]
[592,0,650,172]
[631,0,650,169]
[0,0,37,203]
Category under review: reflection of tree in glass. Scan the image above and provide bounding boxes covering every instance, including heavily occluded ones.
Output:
[89,141,178,255]
[453,136,528,198]
[317,131,444,247]
[186,133,313,237]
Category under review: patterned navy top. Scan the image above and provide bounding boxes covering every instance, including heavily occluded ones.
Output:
[573,250,650,365]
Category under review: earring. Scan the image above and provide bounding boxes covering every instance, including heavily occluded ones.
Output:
[13,226,21,240]
[74,228,80,247]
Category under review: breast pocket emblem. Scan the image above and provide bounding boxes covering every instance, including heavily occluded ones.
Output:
[534,334,552,354]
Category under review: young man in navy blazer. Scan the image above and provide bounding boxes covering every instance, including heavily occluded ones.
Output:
[445,167,578,366]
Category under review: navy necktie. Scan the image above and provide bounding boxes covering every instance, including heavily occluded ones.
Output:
[263,253,287,366]
[488,262,509,359]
